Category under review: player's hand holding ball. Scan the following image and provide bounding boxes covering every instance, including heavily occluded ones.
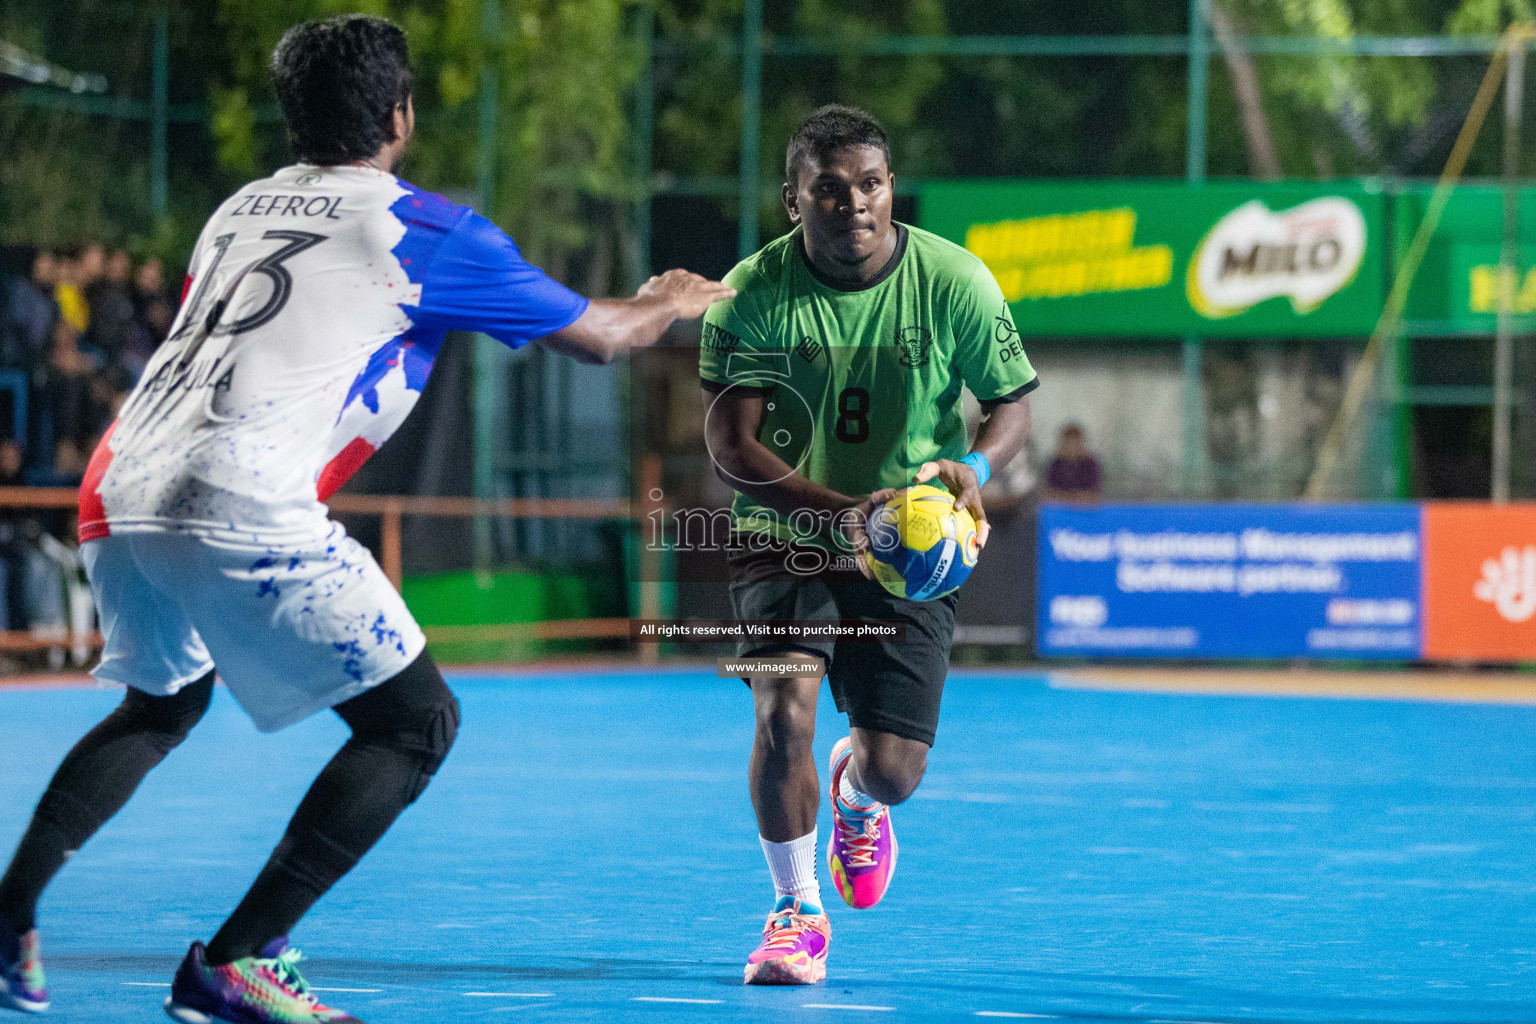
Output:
[914,458,990,550]
[858,480,982,601]
[841,486,902,582]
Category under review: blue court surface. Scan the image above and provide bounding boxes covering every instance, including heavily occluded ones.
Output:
[4,667,1536,1023]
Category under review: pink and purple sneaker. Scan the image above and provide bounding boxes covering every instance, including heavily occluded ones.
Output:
[0,920,47,1014]
[826,736,898,910]
[164,937,361,1024]
[743,895,830,985]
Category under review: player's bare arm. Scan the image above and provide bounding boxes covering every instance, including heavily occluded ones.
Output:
[541,270,734,365]
[702,385,896,567]
[701,386,861,517]
[913,396,1031,549]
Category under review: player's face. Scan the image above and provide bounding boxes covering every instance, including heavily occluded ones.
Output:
[787,145,894,270]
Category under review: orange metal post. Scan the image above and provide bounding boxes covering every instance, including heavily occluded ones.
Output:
[381,499,404,591]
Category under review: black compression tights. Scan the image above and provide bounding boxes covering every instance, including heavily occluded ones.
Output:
[0,650,458,965]
[0,672,216,935]
[205,651,458,964]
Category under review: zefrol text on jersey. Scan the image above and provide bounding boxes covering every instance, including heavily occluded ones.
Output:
[231,193,344,219]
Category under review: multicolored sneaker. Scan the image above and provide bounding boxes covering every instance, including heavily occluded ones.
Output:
[0,920,48,1013]
[164,937,362,1024]
[743,896,830,985]
[826,736,898,910]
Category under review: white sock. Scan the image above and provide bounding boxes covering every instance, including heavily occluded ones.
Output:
[839,769,880,810]
[760,831,822,908]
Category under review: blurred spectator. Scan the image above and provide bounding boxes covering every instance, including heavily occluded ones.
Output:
[1043,423,1102,504]
[5,251,59,369]
[87,248,136,370]
[44,319,104,480]
[0,241,150,651]
[0,441,25,631]
[53,243,101,337]
[126,255,173,377]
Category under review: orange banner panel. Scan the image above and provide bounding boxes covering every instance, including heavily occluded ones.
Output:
[1423,503,1536,661]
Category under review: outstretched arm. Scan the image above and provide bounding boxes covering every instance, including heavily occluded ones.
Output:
[540,270,735,365]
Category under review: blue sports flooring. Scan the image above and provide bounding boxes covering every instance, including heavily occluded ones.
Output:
[3,667,1536,1023]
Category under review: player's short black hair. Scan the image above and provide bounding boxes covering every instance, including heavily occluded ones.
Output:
[271,15,412,165]
[785,104,891,184]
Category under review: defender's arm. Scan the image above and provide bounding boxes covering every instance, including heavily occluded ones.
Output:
[540,270,734,366]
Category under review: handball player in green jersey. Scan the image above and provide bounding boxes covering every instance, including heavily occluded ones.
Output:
[700,105,1038,985]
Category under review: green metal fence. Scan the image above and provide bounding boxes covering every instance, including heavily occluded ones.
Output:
[9,8,1531,516]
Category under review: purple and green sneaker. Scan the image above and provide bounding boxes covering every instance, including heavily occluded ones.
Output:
[826,736,898,910]
[743,896,830,985]
[0,920,48,1013]
[164,937,361,1024]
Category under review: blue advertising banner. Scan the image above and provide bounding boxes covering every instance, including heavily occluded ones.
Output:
[1037,504,1423,660]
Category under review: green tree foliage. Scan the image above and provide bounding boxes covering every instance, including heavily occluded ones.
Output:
[0,0,185,251]
[210,0,640,286]
[653,0,946,237]
[3,0,1536,270]
[1210,0,1438,177]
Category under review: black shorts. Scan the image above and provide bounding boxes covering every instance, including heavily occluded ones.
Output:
[727,541,958,747]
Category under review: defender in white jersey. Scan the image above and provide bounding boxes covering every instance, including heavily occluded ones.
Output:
[80,160,589,729]
[0,17,731,1024]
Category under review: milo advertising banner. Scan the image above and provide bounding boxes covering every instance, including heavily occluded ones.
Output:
[920,181,1386,337]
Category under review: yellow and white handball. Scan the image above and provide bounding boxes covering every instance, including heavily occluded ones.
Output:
[864,484,980,601]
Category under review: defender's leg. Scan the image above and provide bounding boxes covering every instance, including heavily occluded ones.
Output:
[205,650,458,964]
[0,674,214,1014]
[166,651,457,1024]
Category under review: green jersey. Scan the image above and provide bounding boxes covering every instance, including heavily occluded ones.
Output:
[700,223,1038,547]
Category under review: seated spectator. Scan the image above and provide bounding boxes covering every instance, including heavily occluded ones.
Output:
[87,248,136,371]
[5,250,59,369]
[1043,423,1102,504]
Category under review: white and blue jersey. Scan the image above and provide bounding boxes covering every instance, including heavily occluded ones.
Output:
[80,163,587,543]
[75,164,588,730]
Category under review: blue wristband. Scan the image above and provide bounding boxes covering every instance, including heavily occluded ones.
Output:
[961,451,991,488]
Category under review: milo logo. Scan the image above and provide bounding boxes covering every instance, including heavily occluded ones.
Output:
[1187,197,1366,319]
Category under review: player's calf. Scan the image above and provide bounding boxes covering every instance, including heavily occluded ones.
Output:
[749,674,822,841]
[204,652,458,968]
